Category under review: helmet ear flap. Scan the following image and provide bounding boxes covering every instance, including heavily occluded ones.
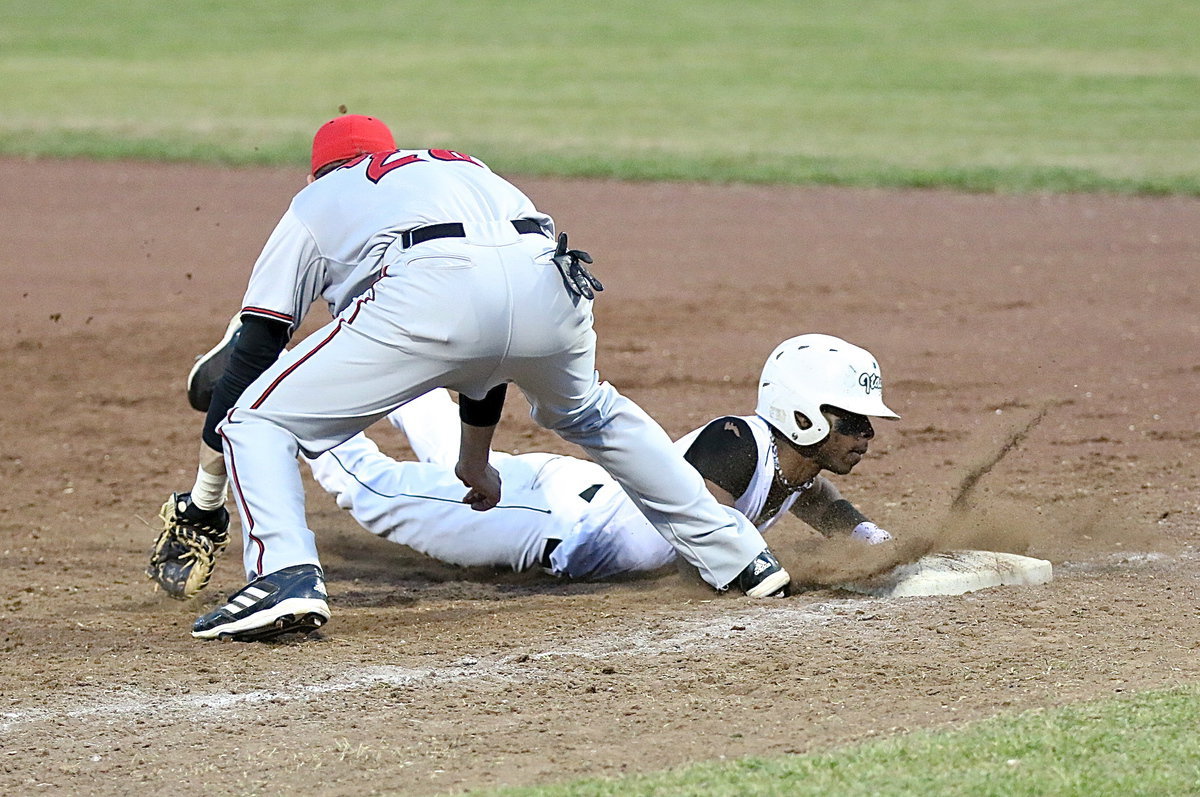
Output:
[756,380,830,446]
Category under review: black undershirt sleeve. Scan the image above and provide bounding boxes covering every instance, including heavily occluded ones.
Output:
[459,383,508,427]
[791,476,869,535]
[682,417,759,499]
[201,315,292,451]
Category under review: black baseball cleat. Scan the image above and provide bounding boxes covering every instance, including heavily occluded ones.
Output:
[734,549,791,598]
[187,315,242,412]
[192,564,331,642]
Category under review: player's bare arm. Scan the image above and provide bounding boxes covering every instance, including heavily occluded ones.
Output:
[456,384,508,511]
[790,477,874,535]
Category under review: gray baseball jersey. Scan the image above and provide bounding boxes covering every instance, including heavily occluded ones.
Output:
[239,149,551,332]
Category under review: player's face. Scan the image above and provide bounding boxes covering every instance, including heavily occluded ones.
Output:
[813,408,874,475]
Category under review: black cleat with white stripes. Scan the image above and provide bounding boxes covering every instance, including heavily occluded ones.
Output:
[734,548,791,598]
[192,564,330,642]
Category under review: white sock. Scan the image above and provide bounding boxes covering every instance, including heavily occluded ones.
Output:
[190,465,229,511]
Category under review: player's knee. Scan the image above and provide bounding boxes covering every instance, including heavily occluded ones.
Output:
[531,381,621,436]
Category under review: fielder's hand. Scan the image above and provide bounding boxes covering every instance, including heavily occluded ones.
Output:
[552,232,604,300]
[456,462,502,511]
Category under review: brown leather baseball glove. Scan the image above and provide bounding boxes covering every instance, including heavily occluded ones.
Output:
[146,492,230,599]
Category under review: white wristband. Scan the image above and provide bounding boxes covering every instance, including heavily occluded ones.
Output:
[851,521,892,545]
[190,464,229,511]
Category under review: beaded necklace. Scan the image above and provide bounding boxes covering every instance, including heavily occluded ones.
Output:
[771,438,813,493]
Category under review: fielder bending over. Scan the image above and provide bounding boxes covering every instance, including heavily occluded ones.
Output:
[149,113,790,643]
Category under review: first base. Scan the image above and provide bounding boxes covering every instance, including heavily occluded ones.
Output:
[839,550,1052,598]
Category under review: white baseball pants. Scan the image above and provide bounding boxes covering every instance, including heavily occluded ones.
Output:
[307,428,677,579]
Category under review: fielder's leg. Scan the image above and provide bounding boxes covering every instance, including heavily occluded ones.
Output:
[218,319,453,581]
[200,234,541,639]
[527,375,768,590]
[501,305,775,591]
[532,457,677,580]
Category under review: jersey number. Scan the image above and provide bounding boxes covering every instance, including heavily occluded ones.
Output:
[343,150,482,184]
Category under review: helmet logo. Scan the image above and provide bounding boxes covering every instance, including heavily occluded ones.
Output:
[858,372,882,394]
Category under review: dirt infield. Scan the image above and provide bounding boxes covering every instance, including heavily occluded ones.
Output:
[2,158,1198,795]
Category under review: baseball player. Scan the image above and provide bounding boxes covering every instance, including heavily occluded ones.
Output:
[147,116,408,602]
[149,116,606,599]
[157,113,790,643]
[148,116,596,601]
[304,335,898,578]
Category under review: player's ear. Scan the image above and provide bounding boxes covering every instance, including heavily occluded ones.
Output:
[306,174,316,185]
[793,411,813,431]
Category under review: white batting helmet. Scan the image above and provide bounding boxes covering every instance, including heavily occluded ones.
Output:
[755,334,900,446]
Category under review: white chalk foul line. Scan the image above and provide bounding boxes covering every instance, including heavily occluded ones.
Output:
[3,549,1183,737]
[0,597,873,736]
[0,665,440,734]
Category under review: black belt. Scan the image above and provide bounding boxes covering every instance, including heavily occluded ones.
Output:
[578,484,603,503]
[400,218,545,249]
[539,484,601,571]
[539,538,561,570]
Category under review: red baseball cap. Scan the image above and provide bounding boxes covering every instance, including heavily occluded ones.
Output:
[310,114,396,175]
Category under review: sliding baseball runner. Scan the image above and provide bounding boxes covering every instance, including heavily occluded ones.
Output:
[306,335,899,578]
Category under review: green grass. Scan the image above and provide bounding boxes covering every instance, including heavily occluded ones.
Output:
[1,0,1198,192]
[3,2,1198,793]
[477,684,1200,796]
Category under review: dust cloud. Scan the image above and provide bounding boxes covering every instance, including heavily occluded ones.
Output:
[773,405,1172,588]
